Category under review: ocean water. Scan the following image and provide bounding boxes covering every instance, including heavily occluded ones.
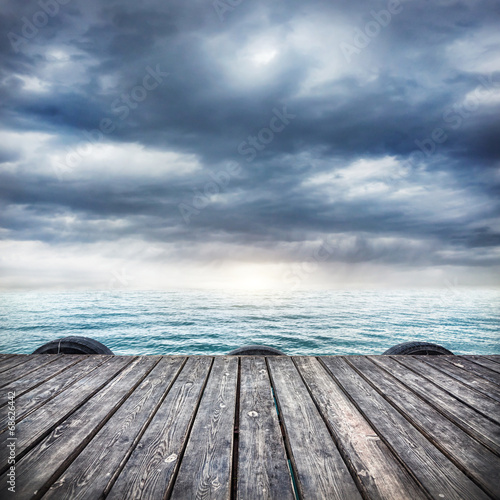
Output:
[0,289,498,356]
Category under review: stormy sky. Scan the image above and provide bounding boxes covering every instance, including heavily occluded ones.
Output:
[1,0,499,290]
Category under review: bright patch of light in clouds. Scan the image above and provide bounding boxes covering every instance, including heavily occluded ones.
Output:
[0,0,499,290]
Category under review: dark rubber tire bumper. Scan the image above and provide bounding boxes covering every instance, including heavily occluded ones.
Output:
[32,336,113,355]
[383,341,453,355]
[228,345,285,356]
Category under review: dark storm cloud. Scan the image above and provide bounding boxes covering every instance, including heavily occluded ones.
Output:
[1,0,500,281]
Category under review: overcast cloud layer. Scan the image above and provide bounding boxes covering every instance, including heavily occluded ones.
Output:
[1,0,499,290]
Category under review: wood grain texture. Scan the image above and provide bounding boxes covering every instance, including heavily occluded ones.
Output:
[0,354,18,369]
[372,355,500,455]
[236,356,294,500]
[294,356,428,500]
[0,355,83,403]
[43,356,185,500]
[267,356,362,500]
[0,355,132,470]
[0,354,498,499]
[171,356,239,500]
[0,355,31,374]
[0,355,61,387]
[321,356,490,500]
[348,356,500,498]
[395,356,500,425]
[441,357,500,386]
[422,356,500,402]
[107,356,213,500]
[0,356,158,500]
[0,356,110,433]
[465,355,500,374]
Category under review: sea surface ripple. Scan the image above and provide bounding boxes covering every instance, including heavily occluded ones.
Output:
[0,289,498,355]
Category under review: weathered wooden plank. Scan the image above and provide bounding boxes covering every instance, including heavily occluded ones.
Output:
[465,356,500,374]
[170,356,239,500]
[0,354,52,378]
[0,355,84,403]
[321,356,490,500]
[267,356,362,500]
[0,354,30,374]
[0,354,15,365]
[294,356,428,500]
[372,355,500,455]
[0,353,498,500]
[0,355,132,470]
[443,356,500,386]
[236,357,294,500]
[0,355,64,389]
[0,356,109,433]
[348,356,500,498]
[422,356,500,402]
[43,356,185,500]
[396,356,500,425]
[0,356,159,500]
[485,355,500,362]
[107,356,213,500]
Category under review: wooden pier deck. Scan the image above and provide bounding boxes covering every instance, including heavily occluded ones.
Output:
[0,353,499,499]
